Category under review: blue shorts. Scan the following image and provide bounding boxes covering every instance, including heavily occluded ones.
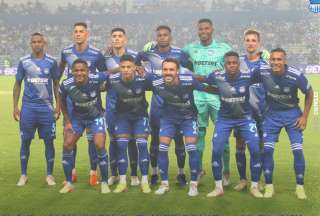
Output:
[72,116,106,136]
[234,115,263,140]
[149,95,163,129]
[20,105,56,140]
[105,110,116,136]
[263,108,303,145]
[160,117,198,138]
[114,116,150,136]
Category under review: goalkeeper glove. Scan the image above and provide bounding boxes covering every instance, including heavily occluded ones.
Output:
[143,41,156,52]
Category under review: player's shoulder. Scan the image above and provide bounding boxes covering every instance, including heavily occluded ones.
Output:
[170,45,183,53]
[152,76,164,86]
[259,61,271,71]
[19,54,31,63]
[62,77,74,86]
[179,74,194,85]
[287,66,303,77]
[44,54,57,64]
[109,72,121,80]
[62,44,74,53]
[126,49,138,57]
[88,45,103,55]
[212,41,231,50]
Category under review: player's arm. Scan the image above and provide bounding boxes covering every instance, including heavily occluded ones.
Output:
[13,61,24,121]
[53,80,61,120]
[192,74,219,94]
[59,85,71,126]
[59,57,67,80]
[180,50,194,72]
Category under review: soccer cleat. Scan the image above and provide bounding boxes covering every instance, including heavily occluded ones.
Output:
[130,176,140,186]
[151,174,159,185]
[141,183,151,194]
[113,183,128,193]
[250,186,264,198]
[17,175,28,187]
[154,184,169,195]
[222,174,231,187]
[101,182,111,194]
[188,182,199,197]
[108,176,120,185]
[258,182,264,192]
[295,185,307,200]
[46,175,56,186]
[264,184,275,198]
[89,173,99,186]
[234,180,247,191]
[176,174,187,186]
[59,182,74,194]
[207,187,224,197]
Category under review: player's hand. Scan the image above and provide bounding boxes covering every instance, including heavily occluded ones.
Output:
[105,46,113,56]
[143,41,156,52]
[13,107,20,121]
[54,107,60,120]
[295,115,307,130]
[136,66,145,77]
[260,49,270,61]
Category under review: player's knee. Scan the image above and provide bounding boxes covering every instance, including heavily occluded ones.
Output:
[116,134,130,139]
[159,136,171,145]
[185,136,197,145]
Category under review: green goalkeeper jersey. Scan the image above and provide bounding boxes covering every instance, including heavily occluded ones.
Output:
[183,40,232,102]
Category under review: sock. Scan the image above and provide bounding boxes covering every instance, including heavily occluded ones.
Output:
[117,138,129,176]
[174,134,185,170]
[152,167,158,175]
[141,175,148,184]
[292,148,305,185]
[97,148,108,182]
[137,138,149,176]
[109,138,118,176]
[119,175,126,184]
[128,139,138,176]
[88,136,98,171]
[222,142,230,175]
[263,146,274,184]
[197,128,206,171]
[236,149,247,180]
[215,180,223,189]
[186,144,198,181]
[212,149,223,181]
[20,139,32,176]
[62,149,74,182]
[251,181,258,188]
[248,144,262,183]
[150,127,159,168]
[158,143,169,181]
[44,139,55,176]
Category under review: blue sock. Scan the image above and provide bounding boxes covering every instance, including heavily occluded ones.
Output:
[117,138,129,175]
[97,149,108,182]
[20,139,32,176]
[109,139,118,176]
[128,139,138,176]
[150,128,159,168]
[72,144,77,170]
[186,144,198,181]
[174,134,185,169]
[249,150,262,183]
[292,149,305,185]
[62,149,74,182]
[212,149,223,181]
[137,138,149,176]
[88,137,98,171]
[44,139,55,176]
[263,146,274,184]
[236,149,246,180]
[158,143,169,181]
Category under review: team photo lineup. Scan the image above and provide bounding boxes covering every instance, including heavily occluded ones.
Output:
[12,15,314,202]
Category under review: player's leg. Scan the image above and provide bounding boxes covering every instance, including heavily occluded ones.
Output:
[262,111,282,198]
[239,119,263,198]
[113,117,131,193]
[86,128,98,186]
[234,129,247,191]
[134,116,151,193]
[91,116,110,194]
[181,119,199,196]
[154,118,174,195]
[128,138,139,186]
[285,109,306,199]
[17,106,36,186]
[66,97,77,182]
[207,119,232,197]
[174,131,186,186]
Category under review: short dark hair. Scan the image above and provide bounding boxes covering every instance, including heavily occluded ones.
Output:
[271,48,287,56]
[162,58,180,69]
[198,18,213,25]
[224,51,240,60]
[120,54,135,63]
[31,32,43,37]
[111,27,126,35]
[72,59,88,69]
[156,25,171,33]
[74,22,88,29]
[244,29,261,41]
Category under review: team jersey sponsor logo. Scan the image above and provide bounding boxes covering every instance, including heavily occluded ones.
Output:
[208,50,214,56]
[27,77,49,84]
[309,0,320,13]
[194,61,218,66]
[75,98,97,107]
[221,96,245,103]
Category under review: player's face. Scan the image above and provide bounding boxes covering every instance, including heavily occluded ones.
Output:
[270,52,287,75]
[244,34,260,54]
[120,60,135,81]
[156,29,171,48]
[111,31,127,49]
[198,22,213,43]
[30,35,45,54]
[72,63,89,84]
[162,62,178,84]
[73,25,88,45]
[224,56,240,76]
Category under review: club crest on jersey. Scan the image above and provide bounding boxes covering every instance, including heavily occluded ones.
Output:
[136,88,142,94]
[183,94,189,99]
[239,86,245,93]
[283,87,290,93]
[309,0,320,13]
[128,89,133,94]
[44,68,49,74]
[90,91,96,97]
[208,50,214,56]
[230,87,236,93]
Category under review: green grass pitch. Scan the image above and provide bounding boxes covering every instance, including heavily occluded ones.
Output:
[0,75,319,216]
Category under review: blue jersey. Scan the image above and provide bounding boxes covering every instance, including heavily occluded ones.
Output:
[59,73,108,120]
[205,70,256,119]
[16,54,60,109]
[151,74,205,120]
[255,64,312,111]
[60,44,106,77]
[240,55,267,117]
[107,73,152,119]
